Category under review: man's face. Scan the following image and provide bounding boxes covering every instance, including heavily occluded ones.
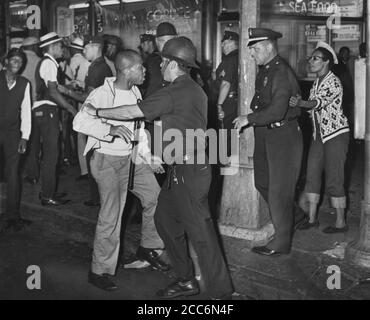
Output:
[106,43,118,59]
[339,48,350,63]
[127,57,146,85]
[141,41,151,54]
[51,41,63,59]
[249,41,271,66]
[83,44,97,62]
[6,55,23,74]
[160,57,172,81]
[221,39,232,55]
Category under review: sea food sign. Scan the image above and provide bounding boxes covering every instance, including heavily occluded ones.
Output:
[273,0,341,16]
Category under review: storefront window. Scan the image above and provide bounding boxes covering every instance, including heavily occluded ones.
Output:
[60,0,202,56]
[260,0,365,80]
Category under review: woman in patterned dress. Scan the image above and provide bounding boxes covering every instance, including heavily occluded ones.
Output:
[290,42,350,233]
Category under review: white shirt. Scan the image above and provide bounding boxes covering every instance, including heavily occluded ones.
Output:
[73,79,150,159]
[33,53,59,109]
[8,81,32,140]
[97,87,144,156]
[70,53,90,88]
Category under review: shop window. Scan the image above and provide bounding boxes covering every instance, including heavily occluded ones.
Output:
[63,0,202,56]
[261,0,364,80]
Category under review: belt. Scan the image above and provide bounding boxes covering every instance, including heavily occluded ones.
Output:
[267,118,297,130]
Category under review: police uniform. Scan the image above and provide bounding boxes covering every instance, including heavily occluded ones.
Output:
[139,34,163,99]
[216,31,239,130]
[247,28,303,254]
[137,37,233,299]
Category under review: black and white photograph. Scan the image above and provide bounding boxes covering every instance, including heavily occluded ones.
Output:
[0,0,369,310]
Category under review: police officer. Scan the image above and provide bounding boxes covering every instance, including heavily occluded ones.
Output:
[138,33,158,97]
[144,22,177,98]
[216,31,239,156]
[28,32,76,206]
[84,37,234,300]
[234,28,303,256]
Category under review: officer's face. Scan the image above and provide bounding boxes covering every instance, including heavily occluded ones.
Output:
[141,41,151,54]
[160,57,172,81]
[250,41,271,66]
[221,39,231,55]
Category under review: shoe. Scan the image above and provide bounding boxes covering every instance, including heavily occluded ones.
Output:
[76,174,88,182]
[322,226,349,234]
[24,176,38,185]
[251,246,287,257]
[41,197,69,206]
[136,246,170,272]
[122,258,151,269]
[297,220,319,230]
[84,200,100,207]
[156,278,200,299]
[88,271,118,291]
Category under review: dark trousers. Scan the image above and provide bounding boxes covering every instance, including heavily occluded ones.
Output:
[154,163,233,299]
[86,149,100,203]
[0,130,21,219]
[27,105,60,198]
[219,98,238,158]
[254,121,303,252]
[305,132,349,198]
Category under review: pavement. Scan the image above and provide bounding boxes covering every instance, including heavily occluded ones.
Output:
[1,142,370,300]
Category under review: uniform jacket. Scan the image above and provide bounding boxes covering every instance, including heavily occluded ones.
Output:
[309,71,349,143]
[73,77,150,158]
[248,55,301,126]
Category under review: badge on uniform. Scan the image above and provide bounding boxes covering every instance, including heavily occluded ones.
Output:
[35,111,43,117]
[220,70,226,78]
[263,77,268,87]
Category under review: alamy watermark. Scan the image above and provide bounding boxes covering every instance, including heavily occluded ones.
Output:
[131,127,240,176]
[326,265,341,290]
[26,265,41,290]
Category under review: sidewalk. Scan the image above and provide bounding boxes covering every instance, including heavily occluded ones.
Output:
[1,146,370,300]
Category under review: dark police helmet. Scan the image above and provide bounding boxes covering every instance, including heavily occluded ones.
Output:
[156,22,177,37]
[160,36,198,69]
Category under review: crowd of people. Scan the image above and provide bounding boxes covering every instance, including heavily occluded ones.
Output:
[0,21,366,298]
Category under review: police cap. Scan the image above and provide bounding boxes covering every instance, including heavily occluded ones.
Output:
[247,28,282,47]
[156,22,177,37]
[222,31,239,42]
